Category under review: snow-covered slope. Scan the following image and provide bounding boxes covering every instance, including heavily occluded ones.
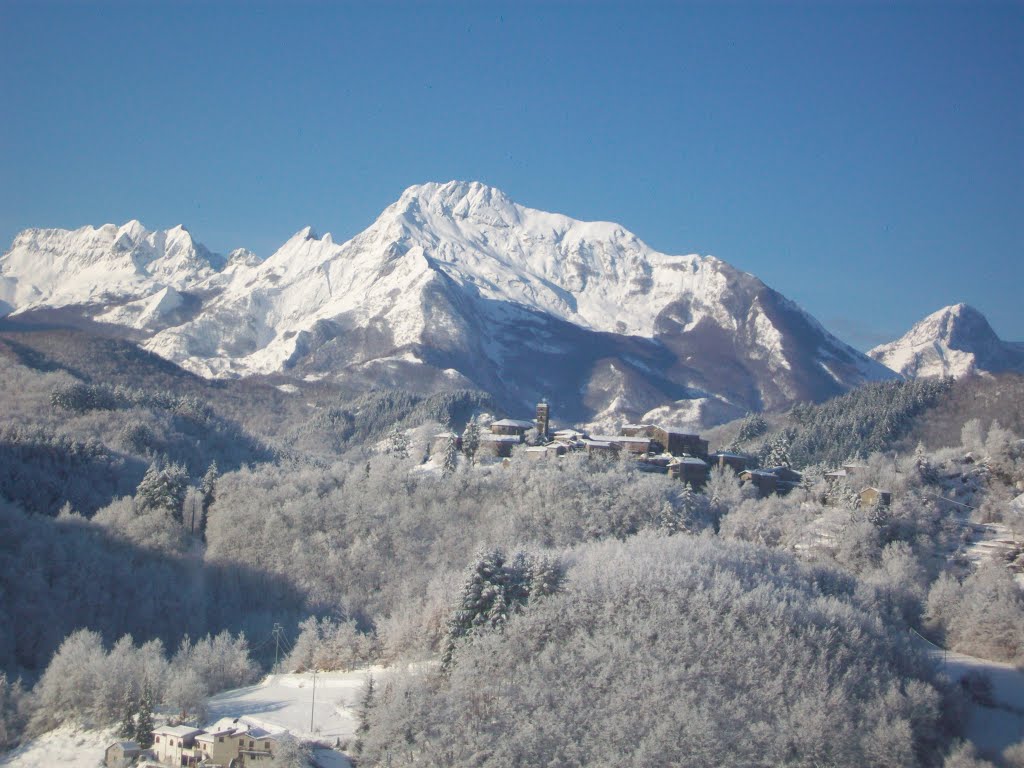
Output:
[870,304,1024,379]
[0,181,895,427]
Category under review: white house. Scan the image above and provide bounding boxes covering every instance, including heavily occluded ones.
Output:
[151,724,202,765]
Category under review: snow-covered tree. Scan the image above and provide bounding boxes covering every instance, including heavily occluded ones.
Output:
[267,733,313,767]
[117,688,137,739]
[461,419,480,464]
[385,425,410,460]
[0,673,28,750]
[442,435,459,477]
[353,673,375,755]
[200,461,218,516]
[761,429,794,468]
[443,549,564,668]
[135,684,155,747]
[135,461,189,523]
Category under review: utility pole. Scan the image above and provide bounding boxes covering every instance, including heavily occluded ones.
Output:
[272,623,283,673]
[310,670,317,733]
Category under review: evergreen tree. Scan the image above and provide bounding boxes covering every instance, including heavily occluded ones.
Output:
[442,549,564,669]
[353,673,375,755]
[385,425,409,460]
[118,688,137,740]
[200,461,218,513]
[134,684,155,748]
[135,461,189,523]
[736,412,769,442]
[461,418,480,464]
[442,435,459,477]
[761,430,794,468]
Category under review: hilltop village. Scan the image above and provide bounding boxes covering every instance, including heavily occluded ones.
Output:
[429,402,897,508]
[431,403,785,496]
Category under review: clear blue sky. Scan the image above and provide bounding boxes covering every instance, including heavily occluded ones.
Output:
[1,0,1020,349]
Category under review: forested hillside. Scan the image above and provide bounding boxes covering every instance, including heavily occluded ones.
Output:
[2,325,1023,765]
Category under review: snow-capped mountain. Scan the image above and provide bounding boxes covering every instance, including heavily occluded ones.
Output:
[0,181,896,428]
[0,221,224,314]
[869,303,1024,379]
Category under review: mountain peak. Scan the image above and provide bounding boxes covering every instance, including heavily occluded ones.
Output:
[119,218,147,235]
[288,225,321,243]
[870,303,1023,378]
[396,180,520,226]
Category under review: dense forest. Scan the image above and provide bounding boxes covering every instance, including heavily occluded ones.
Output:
[2,326,1024,765]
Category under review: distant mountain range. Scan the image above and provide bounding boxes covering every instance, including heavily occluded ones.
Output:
[869,303,1024,379]
[5,180,985,430]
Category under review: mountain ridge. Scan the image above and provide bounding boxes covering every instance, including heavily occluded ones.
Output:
[1,181,896,428]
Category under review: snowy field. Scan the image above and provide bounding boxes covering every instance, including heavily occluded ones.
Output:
[206,668,388,767]
[0,669,383,768]
[936,648,1024,758]
[0,723,115,768]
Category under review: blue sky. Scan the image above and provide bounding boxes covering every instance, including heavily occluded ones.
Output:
[1,0,1020,349]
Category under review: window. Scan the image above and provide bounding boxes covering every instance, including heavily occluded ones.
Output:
[249,740,254,748]
[155,736,160,743]
[218,736,224,743]
[239,739,244,746]
[265,741,270,749]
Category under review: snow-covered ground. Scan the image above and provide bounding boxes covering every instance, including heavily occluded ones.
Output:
[937,648,1024,757]
[0,669,381,768]
[0,723,114,768]
[206,669,386,767]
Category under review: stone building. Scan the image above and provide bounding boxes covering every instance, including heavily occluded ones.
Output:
[104,741,141,768]
[668,456,710,486]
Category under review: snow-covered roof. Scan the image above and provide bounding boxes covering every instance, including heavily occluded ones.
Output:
[480,433,521,443]
[582,439,614,448]
[671,457,708,466]
[589,434,651,444]
[860,486,890,494]
[553,428,586,436]
[525,446,547,453]
[711,451,746,459]
[661,428,701,437]
[108,741,141,751]
[153,725,204,737]
[198,717,285,740]
[491,418,535,429]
